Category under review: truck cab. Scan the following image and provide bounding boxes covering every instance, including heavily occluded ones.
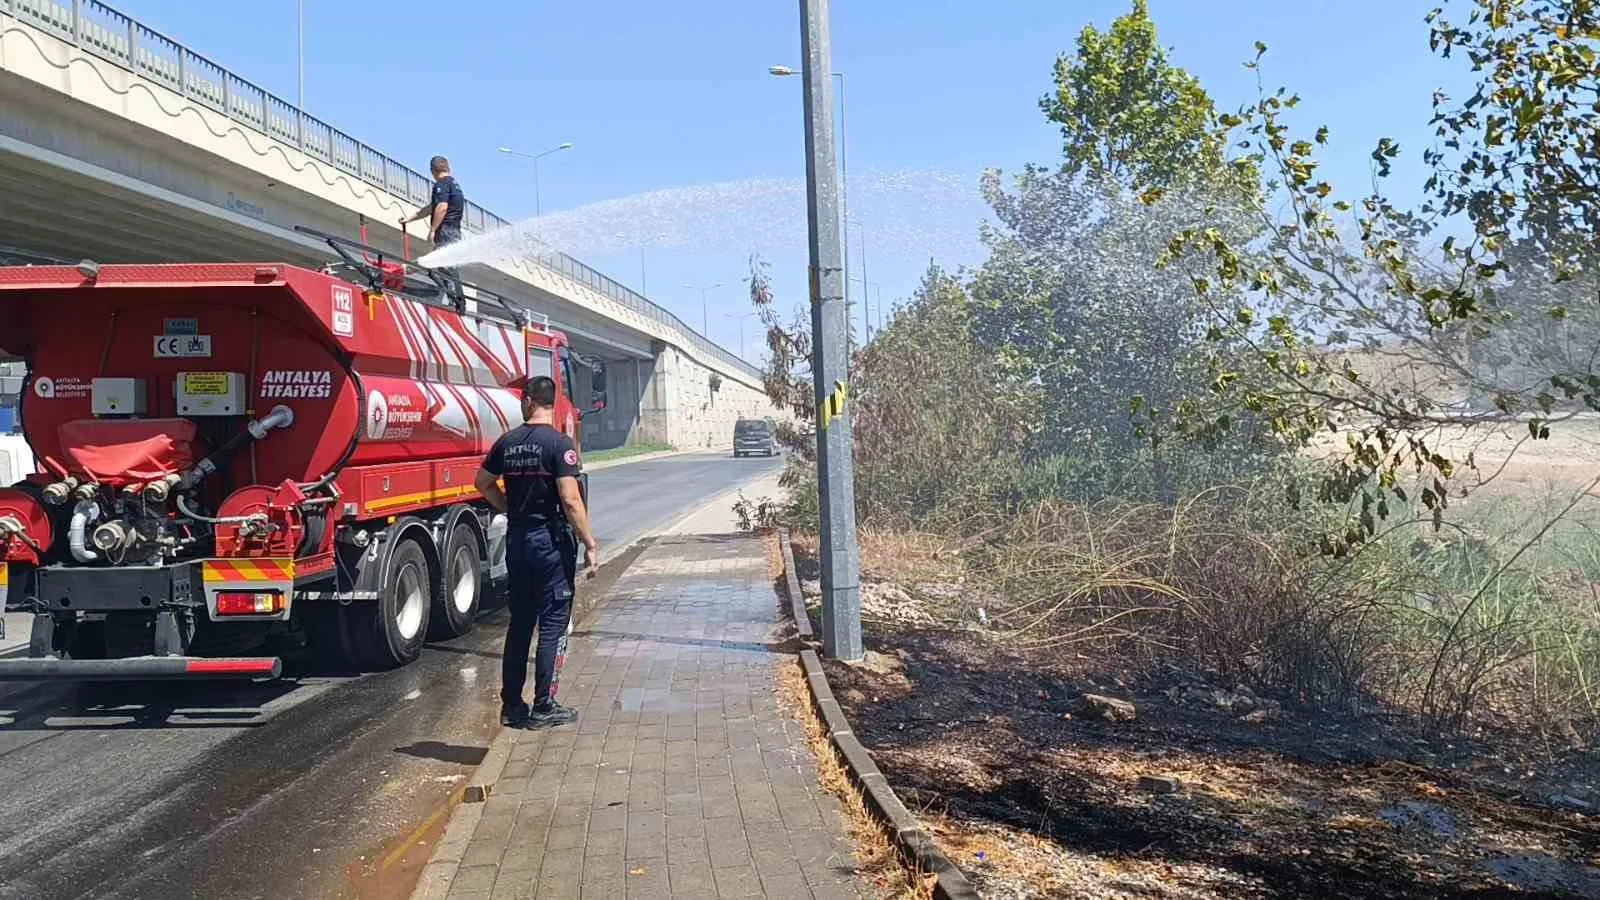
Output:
[523,319,605,457]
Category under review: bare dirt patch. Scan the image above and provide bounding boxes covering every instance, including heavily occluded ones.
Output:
[1311,416,1600,502]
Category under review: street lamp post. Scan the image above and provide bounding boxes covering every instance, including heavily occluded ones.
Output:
[725,311,759,362]
[771,64,851,349]
[850,220,870,341]
[497,143,575,217]
[684,282,722,337]
[790,0,862,661]
[297,0,304,110]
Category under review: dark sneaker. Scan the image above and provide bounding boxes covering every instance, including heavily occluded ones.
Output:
[526,699,579,728]
[501,702,530,726]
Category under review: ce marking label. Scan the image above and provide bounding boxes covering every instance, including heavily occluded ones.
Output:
[154,334,214,358]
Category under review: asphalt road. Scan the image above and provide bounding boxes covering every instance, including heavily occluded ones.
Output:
[0,451,782,900]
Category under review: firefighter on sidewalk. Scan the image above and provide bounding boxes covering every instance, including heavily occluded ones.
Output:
[475,375,600,728]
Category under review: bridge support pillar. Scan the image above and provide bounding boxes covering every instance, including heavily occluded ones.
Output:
[636,341,674,448]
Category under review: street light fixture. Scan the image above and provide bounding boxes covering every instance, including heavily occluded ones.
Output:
[771,63,852,351]
[497,142,575,217]
[683,282,722,337]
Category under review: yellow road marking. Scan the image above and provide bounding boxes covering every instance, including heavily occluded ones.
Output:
[376,785,465,872]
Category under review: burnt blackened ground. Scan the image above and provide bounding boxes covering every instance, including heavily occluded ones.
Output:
[791,543,1600,899]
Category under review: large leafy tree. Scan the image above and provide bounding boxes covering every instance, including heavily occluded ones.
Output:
[1426,0,1600,276]
[1161,1,1600,548]
[973,1,1271,502]
[1043,0,1231,191]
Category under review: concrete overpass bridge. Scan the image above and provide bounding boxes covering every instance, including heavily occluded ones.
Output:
[0,0,779,451]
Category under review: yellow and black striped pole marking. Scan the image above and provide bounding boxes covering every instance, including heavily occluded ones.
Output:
[819,379,849,429]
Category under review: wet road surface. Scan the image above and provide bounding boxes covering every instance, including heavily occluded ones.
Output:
[0,452,782,900]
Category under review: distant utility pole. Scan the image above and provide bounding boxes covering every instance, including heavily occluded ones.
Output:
[853,221,870,341]
[797,0,862,661]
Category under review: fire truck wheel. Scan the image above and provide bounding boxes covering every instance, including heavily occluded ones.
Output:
[352,537,432,668]
[431,522,482,639]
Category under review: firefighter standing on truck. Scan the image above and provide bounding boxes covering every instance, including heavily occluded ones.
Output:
[401,155,465,246]
[475,375,600,728]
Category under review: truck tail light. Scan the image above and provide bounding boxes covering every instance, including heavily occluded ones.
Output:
[216,591,285,616]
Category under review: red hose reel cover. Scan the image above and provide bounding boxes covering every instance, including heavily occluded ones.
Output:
[56,418,200,486]
[0,487,52,564]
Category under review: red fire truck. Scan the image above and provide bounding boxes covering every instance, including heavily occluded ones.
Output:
[0,227,604,679]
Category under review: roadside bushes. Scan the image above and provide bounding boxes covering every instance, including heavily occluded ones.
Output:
[960,483,1380,703]
[757,261,1600,739]
[940,479,1600,735]
[848,267,1024,530]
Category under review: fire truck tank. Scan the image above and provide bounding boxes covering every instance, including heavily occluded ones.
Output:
[0,264,528,496]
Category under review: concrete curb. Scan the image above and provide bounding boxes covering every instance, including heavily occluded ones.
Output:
[779,530,814,643]
[779,529,981,900]
[661,476,765,537]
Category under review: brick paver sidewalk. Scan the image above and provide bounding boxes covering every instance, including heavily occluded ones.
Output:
[420,530,875,899]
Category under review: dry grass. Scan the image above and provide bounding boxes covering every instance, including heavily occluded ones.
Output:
[775,659,935,900]
[856,529,968,585]
[763,531,934,898]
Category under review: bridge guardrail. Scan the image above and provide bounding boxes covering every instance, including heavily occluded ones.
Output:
[1,0,761,380]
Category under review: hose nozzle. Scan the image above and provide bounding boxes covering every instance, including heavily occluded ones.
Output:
[42,477,79,506]
[141,475,180,503]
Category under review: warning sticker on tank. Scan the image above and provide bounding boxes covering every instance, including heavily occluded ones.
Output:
[260,370,333,399]
[332,286,355,337]
[183,372,231,395]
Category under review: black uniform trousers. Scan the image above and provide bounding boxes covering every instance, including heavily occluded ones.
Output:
[431,225,463,294]
[502,522,577,706]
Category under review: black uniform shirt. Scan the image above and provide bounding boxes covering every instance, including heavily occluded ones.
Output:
[482,423,580,527]
[431,175,465,232]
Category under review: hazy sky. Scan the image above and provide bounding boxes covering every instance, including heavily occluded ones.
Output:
[109,0,1469,361]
